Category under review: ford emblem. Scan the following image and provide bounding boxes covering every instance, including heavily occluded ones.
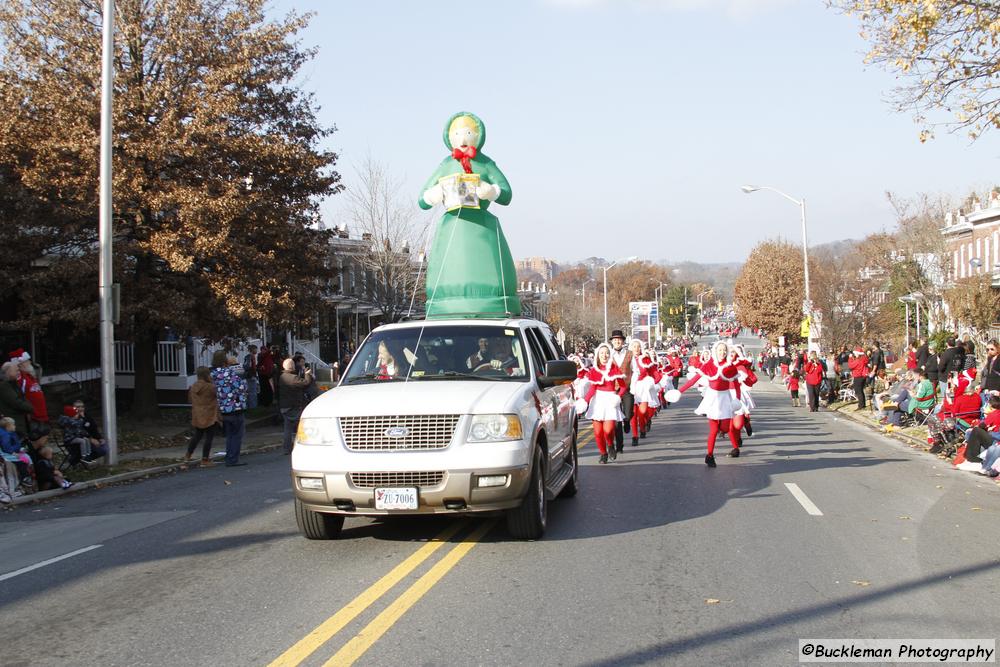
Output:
[384,426,409,438]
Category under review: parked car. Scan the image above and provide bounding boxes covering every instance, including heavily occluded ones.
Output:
[291,317,579,540]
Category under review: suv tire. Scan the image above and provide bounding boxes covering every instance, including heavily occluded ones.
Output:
[295,499,345,540]
[507,447,547,540]
[559,428,579,498]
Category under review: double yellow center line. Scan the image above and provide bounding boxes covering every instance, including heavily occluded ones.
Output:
[271,431,594,666]
[269,520,494,667]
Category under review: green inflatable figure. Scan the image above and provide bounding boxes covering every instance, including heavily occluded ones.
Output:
[419,112,521,319]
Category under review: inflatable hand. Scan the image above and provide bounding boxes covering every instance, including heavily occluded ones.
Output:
[476,182,500,201]
[574,398,588,414]
[422,184,444,206]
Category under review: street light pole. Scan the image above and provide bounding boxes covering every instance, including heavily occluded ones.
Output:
[603,262,617,342]
[741,185,814,352]
[99,0,118,464]
[582,278,595,308]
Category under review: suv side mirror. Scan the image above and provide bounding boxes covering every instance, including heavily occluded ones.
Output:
[539,360,576,389]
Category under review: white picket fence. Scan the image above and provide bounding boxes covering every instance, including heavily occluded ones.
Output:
[113,339,264,376]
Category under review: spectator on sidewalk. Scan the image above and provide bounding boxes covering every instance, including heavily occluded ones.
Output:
[924,341,941,399]
[11,350,49,437]
[0,361,33,435]
[257,345,274,407]
[0,417,34,488]
[803,351,824,412]
[916,338,929,373]
[869,341,886,377]
[73,400,108,462]
[278,358,312,455]
[243,345,259,410]
[185,366,219,465]
[211,350,247,467]
[939,337,964,391]
[981,339,1000,408]
[907,370,936,418]
[848,347,870,410]
[962,333,976,361]
[906,343,918,372]
[58,403,108,468]
[34,445,72,491]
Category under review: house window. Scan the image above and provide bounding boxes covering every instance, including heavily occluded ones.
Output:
[977,238,983,273]
[960,245,966,278]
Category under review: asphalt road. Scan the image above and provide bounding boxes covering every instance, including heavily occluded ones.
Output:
[3,336,1000,666]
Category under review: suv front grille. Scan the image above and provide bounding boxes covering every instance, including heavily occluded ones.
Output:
[349,471,446,488]
[339,415,460,451]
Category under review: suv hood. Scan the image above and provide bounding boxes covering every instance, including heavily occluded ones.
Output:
[301,381,534,419]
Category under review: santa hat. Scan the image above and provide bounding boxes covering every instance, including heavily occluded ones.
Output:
[9,348,30,363]
[956,368,978,394]
[853,347,863,354]
[63,405,78,417]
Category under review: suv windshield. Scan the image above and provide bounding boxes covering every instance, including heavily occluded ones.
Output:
[342,325,530,385]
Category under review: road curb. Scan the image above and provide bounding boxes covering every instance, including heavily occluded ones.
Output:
[7,442,284,508]
[832,404,934,450]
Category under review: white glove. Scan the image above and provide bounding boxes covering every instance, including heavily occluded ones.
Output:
[574,398,588,414]
[422,184,444,206]
[476,182,500,201]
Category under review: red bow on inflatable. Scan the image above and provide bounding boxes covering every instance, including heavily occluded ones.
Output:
[452,146,477,174]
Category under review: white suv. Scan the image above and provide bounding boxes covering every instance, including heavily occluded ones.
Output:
[291,318,580,540]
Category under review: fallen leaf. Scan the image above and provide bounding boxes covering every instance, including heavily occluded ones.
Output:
[224,480,232,486]
[897,515,911,520]
[901,537,910,541]
[705,598,720,604]
[935,485,943,489]
[971,507,982,511]
[851,580,871,587]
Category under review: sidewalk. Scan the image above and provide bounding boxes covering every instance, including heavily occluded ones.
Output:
[6,413,286,507]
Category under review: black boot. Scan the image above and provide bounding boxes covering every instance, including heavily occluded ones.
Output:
[744,419,753,437]
[599,454,608,464]
[631,437,639,446]
[728,448,740,458]
[609,446,618,461]
[705,454,716,467]
[640,429,647,439]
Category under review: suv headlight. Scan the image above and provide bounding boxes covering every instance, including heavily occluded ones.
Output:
[296,418,337,446]
[468,414,523,442]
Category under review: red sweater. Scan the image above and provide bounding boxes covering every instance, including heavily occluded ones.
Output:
[848,355,869,378]
[803,361,823,386]
[679,359,738,393]
[787,376,800,391]
[584,363,627,402]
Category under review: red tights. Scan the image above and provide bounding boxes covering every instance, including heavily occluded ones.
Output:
[592,420,616,455]
[631,403,650,435]
[706,418,741,456]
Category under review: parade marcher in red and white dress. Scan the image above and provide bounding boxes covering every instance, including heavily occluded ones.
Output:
[627,340,658,446]
[582,343,627,464]
[608,330,633,454]
[729,344,758,438]
[676,340,742,467]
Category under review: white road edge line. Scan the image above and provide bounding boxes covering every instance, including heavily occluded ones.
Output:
[0,544,104,582]
[784,483,824,516]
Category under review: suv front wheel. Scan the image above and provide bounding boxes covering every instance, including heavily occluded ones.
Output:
[506,447,547,540]
[295,499,345,540]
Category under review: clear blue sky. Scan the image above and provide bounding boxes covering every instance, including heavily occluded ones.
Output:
[270,0,998,264]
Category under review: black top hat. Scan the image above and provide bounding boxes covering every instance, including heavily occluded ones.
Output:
[610,329,626,340]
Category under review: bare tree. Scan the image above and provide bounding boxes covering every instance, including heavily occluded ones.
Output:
[346,158,430,322]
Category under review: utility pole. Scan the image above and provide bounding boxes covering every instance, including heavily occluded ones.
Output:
[683,286,689,337]
[99,0,118,464]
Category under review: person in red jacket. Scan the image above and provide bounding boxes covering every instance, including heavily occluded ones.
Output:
[803,350,825,412]
[10,350,49,434]
[581,343,627,464]
[848,347,870,410]
[676,340,742,467]
[906,343,918,372]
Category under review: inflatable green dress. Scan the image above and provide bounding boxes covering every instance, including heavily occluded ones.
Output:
[418,112,521,319]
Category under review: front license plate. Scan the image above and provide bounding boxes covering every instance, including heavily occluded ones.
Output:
[374,487,418,510]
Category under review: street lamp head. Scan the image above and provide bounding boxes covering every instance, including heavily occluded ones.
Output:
[740,185,759,194]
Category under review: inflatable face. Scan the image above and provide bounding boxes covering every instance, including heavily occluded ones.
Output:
[449,115,480,150]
